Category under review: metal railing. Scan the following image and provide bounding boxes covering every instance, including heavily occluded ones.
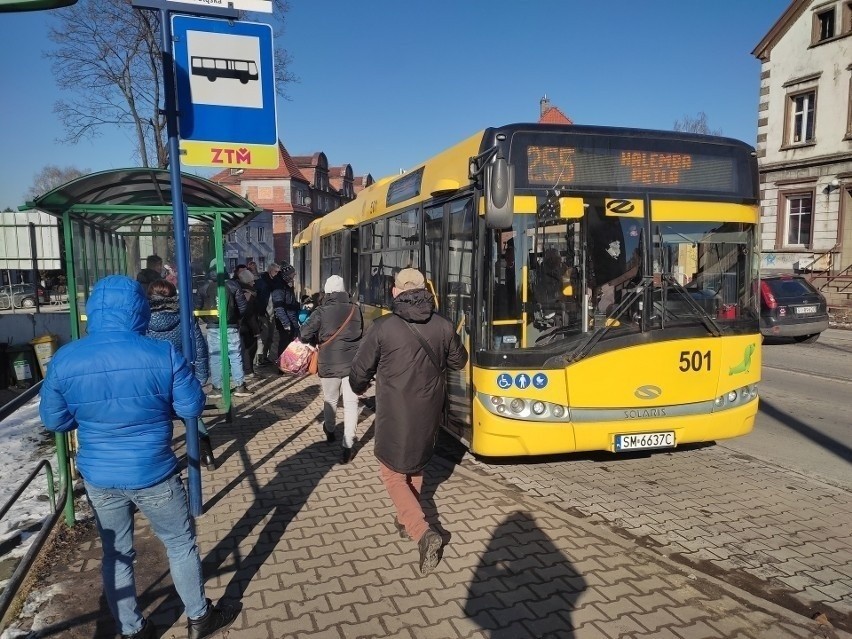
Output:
[0,458,69,630]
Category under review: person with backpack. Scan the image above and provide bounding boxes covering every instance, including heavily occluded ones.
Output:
[202,267,250,398]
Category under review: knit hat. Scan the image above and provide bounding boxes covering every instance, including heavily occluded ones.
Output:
[280,263,296,281]
[324,275,345,294]
[394,268,425,290]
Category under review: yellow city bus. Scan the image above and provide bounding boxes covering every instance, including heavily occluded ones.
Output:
[293,123,761,457]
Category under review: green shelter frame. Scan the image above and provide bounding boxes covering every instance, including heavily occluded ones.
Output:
[22,168,265,523]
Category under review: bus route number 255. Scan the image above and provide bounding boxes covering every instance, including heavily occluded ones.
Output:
[679,350,711,372]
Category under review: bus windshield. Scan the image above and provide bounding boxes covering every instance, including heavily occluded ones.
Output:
[485,208,758,355]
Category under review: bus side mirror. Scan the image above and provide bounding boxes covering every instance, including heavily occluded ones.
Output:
[484,158,514,229]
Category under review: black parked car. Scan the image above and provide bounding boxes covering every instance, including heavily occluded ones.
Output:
[759,275,828,343]
[0,284,50,310]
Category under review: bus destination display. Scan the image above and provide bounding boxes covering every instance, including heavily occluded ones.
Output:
[521,142,739,193]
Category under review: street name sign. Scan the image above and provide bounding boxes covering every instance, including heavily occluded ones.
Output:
[172,15,279,169]
[167,0,272,14]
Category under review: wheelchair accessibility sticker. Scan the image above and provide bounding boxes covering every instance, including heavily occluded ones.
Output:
[532,373,548,389]
[497,373,513,389]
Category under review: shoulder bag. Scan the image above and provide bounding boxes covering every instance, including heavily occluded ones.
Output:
[400,318,444,376]
[309,303,356,375]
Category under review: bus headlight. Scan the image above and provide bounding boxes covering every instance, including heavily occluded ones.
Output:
[713,384,758,411]
[478,393,570,422]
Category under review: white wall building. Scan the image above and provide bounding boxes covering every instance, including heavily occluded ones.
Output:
[753,0,852,306]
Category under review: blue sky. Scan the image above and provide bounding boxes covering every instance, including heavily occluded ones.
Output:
[0,0,790,209]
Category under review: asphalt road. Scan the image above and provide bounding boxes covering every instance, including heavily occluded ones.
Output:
[722,328,852,488]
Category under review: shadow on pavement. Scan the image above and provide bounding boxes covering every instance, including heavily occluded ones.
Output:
[464,511,586,638]
[760,397,852,464]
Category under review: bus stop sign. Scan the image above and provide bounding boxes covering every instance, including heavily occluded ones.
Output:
[172,15,279,169]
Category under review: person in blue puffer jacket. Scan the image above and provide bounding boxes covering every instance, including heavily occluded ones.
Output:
[145,278,217,471]
[39,275,238,639]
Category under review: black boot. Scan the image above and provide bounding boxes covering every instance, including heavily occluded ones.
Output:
[340,446,352,464]
[199,435,217,471]
[187,599,239,639]
[121,618,156,639]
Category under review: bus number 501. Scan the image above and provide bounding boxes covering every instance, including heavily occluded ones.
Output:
[679,350,711,372]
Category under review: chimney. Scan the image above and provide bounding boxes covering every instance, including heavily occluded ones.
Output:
[540,94,551,117]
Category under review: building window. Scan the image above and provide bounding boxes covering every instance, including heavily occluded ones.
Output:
[847,67,852,139]
[258,256,266,270]
[228,257,238,273]
[257,227,264,243]
[785,193,813,247]
[814,7,836,42]
[844,2,852,34]
[786,90,816,145]
[228,232,236,243]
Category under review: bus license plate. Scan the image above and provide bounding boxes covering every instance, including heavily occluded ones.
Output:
[796,306,817,314]
[615,431,675,451]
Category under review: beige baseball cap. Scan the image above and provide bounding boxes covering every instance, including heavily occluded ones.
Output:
[394,268,425,290]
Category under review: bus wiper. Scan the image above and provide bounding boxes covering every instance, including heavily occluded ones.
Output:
[662,273,723,337]
[565,276,652,364]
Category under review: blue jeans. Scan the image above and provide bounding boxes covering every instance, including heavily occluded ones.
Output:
[84,475,208,635]
[206,325,244,389]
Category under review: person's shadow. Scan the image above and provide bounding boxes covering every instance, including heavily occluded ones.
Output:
[465,511,586,638]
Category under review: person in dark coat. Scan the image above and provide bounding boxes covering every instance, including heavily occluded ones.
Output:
[236,269,260,378]
[270,263,300,362]
[349,268,468,575]
[300,275,363,463]
[254,262,281,366]
[136,254,164,289]
[39,275,238,639]
[145,279,217,470]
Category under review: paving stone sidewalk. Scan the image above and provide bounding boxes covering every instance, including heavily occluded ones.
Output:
[8,372,847,639]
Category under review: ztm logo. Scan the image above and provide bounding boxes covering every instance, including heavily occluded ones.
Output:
[606,199,635,215]
[211,148,252,164]
[634,385,662,400]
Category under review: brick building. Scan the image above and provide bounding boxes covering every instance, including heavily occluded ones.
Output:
[212,140,372,267]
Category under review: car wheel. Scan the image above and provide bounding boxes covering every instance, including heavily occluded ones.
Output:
[795,333,820,344]
[21,297,35,309]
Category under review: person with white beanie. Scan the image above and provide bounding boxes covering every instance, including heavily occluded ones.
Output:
[300,275,363,463]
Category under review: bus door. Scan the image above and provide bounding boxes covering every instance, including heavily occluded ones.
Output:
[444,198,475,441]
[344,227,358,296]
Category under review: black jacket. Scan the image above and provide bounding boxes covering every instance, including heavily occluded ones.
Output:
[349,288,468,474]
[300,292,363,378]
[203,278,247,327]
[271,284,299,330]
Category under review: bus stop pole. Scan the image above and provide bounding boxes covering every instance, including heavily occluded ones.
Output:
[160,7,202,517]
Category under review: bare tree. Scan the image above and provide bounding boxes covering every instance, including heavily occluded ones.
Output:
[46,0,295,267]
[673,112,723,136]
[27,165,90,200]
[47,0,295,169]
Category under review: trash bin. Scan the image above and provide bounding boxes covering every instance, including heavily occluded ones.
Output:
[7,344,37,388]
[30,334,59,379]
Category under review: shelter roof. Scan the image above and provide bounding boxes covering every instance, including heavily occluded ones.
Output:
[23,168,264,233]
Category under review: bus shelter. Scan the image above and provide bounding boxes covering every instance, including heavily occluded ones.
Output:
[21,168,264,522]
